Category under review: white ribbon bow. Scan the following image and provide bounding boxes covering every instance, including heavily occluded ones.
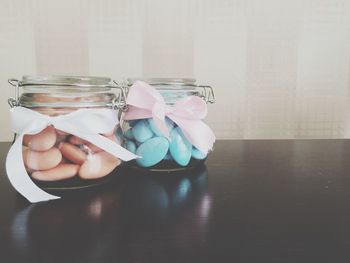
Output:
[6,107,138,203]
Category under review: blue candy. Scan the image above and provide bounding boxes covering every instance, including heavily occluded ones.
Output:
[125,140,137,153]
[125,129,134,139]
[148,117,174,137]
[169,127,192,166]
[191,147,207,160]
[136,137,169,167]
[132,120,154,143]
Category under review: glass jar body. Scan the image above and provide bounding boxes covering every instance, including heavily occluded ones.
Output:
[13,76,123,188]
[119,78,213,171]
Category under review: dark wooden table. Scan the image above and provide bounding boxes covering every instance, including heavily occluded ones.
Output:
[2,140,350,263]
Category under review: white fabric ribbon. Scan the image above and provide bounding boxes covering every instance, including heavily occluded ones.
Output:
[6,106,138,203]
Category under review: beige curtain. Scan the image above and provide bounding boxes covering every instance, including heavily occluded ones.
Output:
[1,0,350,141]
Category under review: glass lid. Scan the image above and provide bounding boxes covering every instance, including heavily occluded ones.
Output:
[125,77,215,104]
[127,78,200,105]
[8,75,117,108]
[20,75,113,88]
[127,78,196,87]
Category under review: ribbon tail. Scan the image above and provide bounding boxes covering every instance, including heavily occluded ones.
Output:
[169,116,216,154]
[6,134,60,203]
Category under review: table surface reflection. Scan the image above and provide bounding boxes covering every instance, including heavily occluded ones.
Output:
[2,140,350,263]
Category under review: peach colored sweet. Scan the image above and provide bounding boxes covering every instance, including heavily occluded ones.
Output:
[58,142,87,165]
[56,129,69,136]
[69,135,86,145]
[23,147,62,170]
[23,126,57,151]
[79,152,121,180]
[31,164,80,181]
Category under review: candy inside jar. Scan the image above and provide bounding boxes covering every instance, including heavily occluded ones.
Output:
[23,125,121,181]
[118,78,215,171]
[120,117,207,169]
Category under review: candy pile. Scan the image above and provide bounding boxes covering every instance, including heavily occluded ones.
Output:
[23,126,121,181]
[122,118,207,167]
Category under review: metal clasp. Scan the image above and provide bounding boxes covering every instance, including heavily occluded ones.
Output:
[112,80,129,112]
[8,79,20,108]
[197,85,215,104]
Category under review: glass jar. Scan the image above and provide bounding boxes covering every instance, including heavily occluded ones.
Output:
[7,76,126,190]
[117,78,215,171]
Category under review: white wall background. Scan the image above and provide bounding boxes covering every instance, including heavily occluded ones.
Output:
[1,0,350,141]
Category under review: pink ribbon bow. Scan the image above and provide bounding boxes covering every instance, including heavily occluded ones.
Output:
[123,81,216,154]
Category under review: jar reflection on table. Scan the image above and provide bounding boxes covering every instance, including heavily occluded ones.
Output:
[117,165,212,259]
[9,165,211,261]
[119,165,210,221]
[10,184,122,259]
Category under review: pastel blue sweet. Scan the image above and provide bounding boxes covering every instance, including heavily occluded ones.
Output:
[191,147,207,160]
[169,127,192,166]
[148,117,174,137]
[125,129,134,139]
[125,140,137,154]
[132,120,154,143]
[136,137,169,167]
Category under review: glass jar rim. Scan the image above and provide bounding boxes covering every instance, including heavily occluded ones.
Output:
[19,75,113,88]
[127,78,196,87]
